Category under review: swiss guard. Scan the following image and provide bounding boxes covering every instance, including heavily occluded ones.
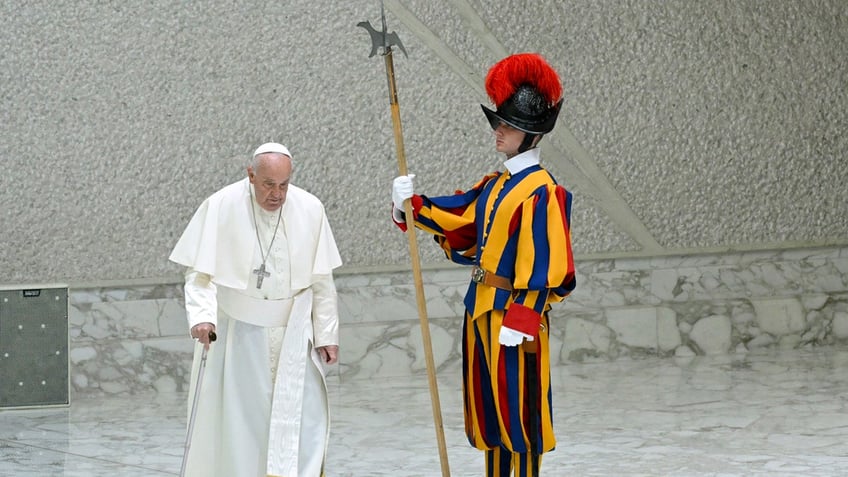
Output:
[391,52,577,477]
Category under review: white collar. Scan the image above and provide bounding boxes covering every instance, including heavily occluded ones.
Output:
[504,148,541,175]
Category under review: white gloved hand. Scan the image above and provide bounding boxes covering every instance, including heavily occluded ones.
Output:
[392,174,415,209]
[499,326,534,346]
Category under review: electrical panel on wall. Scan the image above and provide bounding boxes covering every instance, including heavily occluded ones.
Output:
[0,285,69,409]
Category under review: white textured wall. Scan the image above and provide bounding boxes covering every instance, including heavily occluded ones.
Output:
[1,1,846,285]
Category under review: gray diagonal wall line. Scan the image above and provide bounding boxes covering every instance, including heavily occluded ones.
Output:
[386,0,663,252]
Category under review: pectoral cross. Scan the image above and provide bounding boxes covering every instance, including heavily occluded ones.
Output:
[253,263,270,289]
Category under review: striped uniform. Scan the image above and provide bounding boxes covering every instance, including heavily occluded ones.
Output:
[400,159,576,476]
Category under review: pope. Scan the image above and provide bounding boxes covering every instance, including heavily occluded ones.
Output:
[170,142,342,477]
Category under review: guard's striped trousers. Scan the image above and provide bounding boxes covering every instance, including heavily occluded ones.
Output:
[485,447,542,477]
[462,310,553,476]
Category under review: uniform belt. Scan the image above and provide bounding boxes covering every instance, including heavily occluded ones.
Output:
[471,266,513,291]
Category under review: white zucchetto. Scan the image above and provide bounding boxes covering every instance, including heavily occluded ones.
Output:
[253,142,291,158]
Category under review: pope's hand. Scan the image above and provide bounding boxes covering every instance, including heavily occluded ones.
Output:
[499,326,534,347]
[392,174,415,209]
[317,345,339,365]
[191,322,217,350]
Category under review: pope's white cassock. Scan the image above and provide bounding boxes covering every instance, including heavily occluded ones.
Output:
[169,176,342,477]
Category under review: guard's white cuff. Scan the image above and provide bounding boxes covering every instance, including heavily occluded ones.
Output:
[498,326,534,347]
[392,206,405,223]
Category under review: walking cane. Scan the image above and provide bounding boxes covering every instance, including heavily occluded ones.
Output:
[180,330,217,477]
[358,3,451,476]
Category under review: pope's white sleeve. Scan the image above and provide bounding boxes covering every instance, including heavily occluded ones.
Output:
[184,269,218,332]
[310,273,339,348]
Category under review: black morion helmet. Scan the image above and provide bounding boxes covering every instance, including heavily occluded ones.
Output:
[481,53,564,136]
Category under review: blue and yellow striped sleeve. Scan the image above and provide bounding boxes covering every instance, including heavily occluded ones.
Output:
[397,173,499,265]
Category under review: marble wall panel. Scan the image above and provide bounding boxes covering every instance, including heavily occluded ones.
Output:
[57,246,848,397]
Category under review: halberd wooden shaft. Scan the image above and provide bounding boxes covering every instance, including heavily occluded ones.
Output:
[383,45,452,477]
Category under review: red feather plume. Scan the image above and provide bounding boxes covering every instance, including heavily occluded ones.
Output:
[485,53,562,107]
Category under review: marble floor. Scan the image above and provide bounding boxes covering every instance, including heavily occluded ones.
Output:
[2,346,848,476]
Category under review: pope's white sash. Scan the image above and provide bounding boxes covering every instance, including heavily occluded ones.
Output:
[266,288,329,477]
[217,286,294,328]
